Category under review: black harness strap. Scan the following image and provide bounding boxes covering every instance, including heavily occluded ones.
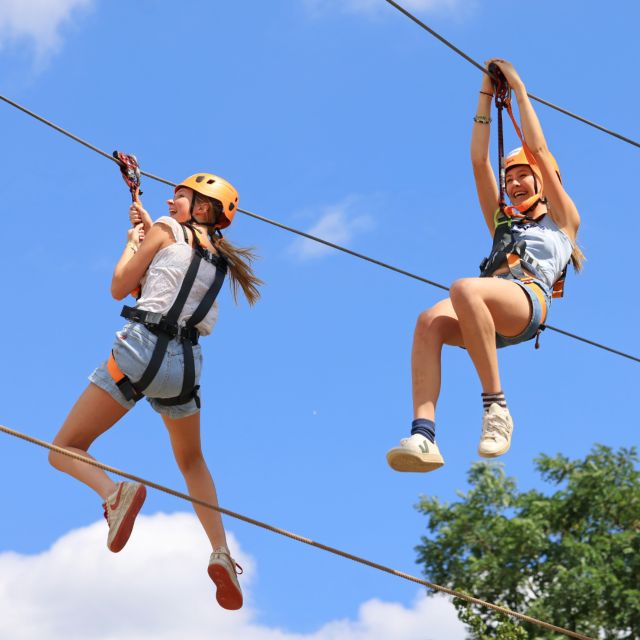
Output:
[155,253,227,409]
[132,251,203,393]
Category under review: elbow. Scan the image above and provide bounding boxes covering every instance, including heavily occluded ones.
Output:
[471,155,490,169]
[111,279,126,301]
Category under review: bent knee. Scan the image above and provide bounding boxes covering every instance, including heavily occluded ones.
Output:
[449,278,482,306]
[48,447,66,470]
[415,308,454,342]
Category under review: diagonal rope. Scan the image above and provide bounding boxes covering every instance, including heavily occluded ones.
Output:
[1,93,638,363]
[0,423,594,640]
[381,0,640,149]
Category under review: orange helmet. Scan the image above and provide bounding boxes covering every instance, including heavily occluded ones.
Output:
[504,147,560,215]
[175,173,239,229]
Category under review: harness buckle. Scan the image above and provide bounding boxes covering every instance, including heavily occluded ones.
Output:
[142,311,163,326]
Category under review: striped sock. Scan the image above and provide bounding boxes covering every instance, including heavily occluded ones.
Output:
[411,418,436,444]
[482,391,507,412]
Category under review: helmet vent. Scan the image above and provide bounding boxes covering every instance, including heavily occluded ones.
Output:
[229,202,235,211]
[206,178,215,184]
[195,175,205,183]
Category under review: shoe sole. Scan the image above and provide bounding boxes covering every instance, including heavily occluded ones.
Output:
[386,449,444,473]
[478,442,511,458]
[208,564,243,610]
[108,484,147,553]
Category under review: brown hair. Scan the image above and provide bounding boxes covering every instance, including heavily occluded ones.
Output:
[195,195,263,306]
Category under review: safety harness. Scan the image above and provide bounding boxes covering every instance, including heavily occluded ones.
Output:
[107,223,228,408]
[479,65,567,301]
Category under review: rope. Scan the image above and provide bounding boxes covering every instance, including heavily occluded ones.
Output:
[0,423,594,640]
[1,93,639,363]
[381,0,640,149]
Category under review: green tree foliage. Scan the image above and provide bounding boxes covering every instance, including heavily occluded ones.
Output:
[415,445,640,639]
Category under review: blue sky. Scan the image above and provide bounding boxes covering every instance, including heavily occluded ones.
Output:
[0,1,637,638]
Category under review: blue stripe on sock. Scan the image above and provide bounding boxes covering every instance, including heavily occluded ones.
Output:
[411,418,436,443]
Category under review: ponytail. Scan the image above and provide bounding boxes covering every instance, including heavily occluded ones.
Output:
[213,234,263,306]
[196,194,263,305]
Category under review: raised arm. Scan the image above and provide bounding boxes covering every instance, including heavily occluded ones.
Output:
[488,59,580,241]
[471,69,500,235]
[111,221,173,300]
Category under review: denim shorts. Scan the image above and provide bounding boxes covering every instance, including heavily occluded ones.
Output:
[89,321,203,419]
[494,273,552,348]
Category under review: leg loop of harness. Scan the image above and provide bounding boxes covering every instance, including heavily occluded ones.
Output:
[106,352,144,403]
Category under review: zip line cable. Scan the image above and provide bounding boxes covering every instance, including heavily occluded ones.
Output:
[1,92,639,364]
[382,0,640,149]
[0,423,594,640]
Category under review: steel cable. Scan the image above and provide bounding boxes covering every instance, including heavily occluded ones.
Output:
[382,0,640,148]
[0,423,595,640]
[1,93,638,363]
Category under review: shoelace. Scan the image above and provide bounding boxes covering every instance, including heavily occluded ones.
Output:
[482,414,511,441]
[212,548,244,575]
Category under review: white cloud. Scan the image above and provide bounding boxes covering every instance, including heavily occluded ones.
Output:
[0,0,93,62]
[303,0,470,18]
[0,512,466,640]
[289,199,374,261]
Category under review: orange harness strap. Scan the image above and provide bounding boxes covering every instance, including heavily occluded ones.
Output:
[106,351,145,403]
[522,281,548,325]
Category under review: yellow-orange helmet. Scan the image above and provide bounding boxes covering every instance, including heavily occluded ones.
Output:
[175,173,239,229]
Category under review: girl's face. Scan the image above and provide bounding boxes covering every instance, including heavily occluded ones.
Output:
[167,187,194,222]
[505,165,537,206]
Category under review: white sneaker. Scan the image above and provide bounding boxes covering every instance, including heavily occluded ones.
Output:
[102,482,146,553]
[208,547,244,610]
[386,434,445,473]
[478,403,514,458]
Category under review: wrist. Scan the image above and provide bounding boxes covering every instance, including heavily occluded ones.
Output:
[126,243,138,254]
[512,81,527,97]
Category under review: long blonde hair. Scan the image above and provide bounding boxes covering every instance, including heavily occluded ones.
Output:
[545,201,585,273]
[195,195,263,306]
[570,244,585,273]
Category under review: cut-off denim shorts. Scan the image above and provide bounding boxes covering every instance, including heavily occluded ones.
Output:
[89,321,203,419]
[494,273,552,349]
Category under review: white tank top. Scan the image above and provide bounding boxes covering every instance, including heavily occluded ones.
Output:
[135,216,220,336]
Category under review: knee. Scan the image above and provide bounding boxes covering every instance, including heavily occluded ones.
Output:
[415,308,448,343]
[48,441,67,470]
[449,278,480,309]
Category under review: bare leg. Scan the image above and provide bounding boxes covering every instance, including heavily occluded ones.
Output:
[412,298,464,421]
[50,383,129,500]
[162,412,227,550]
[449,277,532,393]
